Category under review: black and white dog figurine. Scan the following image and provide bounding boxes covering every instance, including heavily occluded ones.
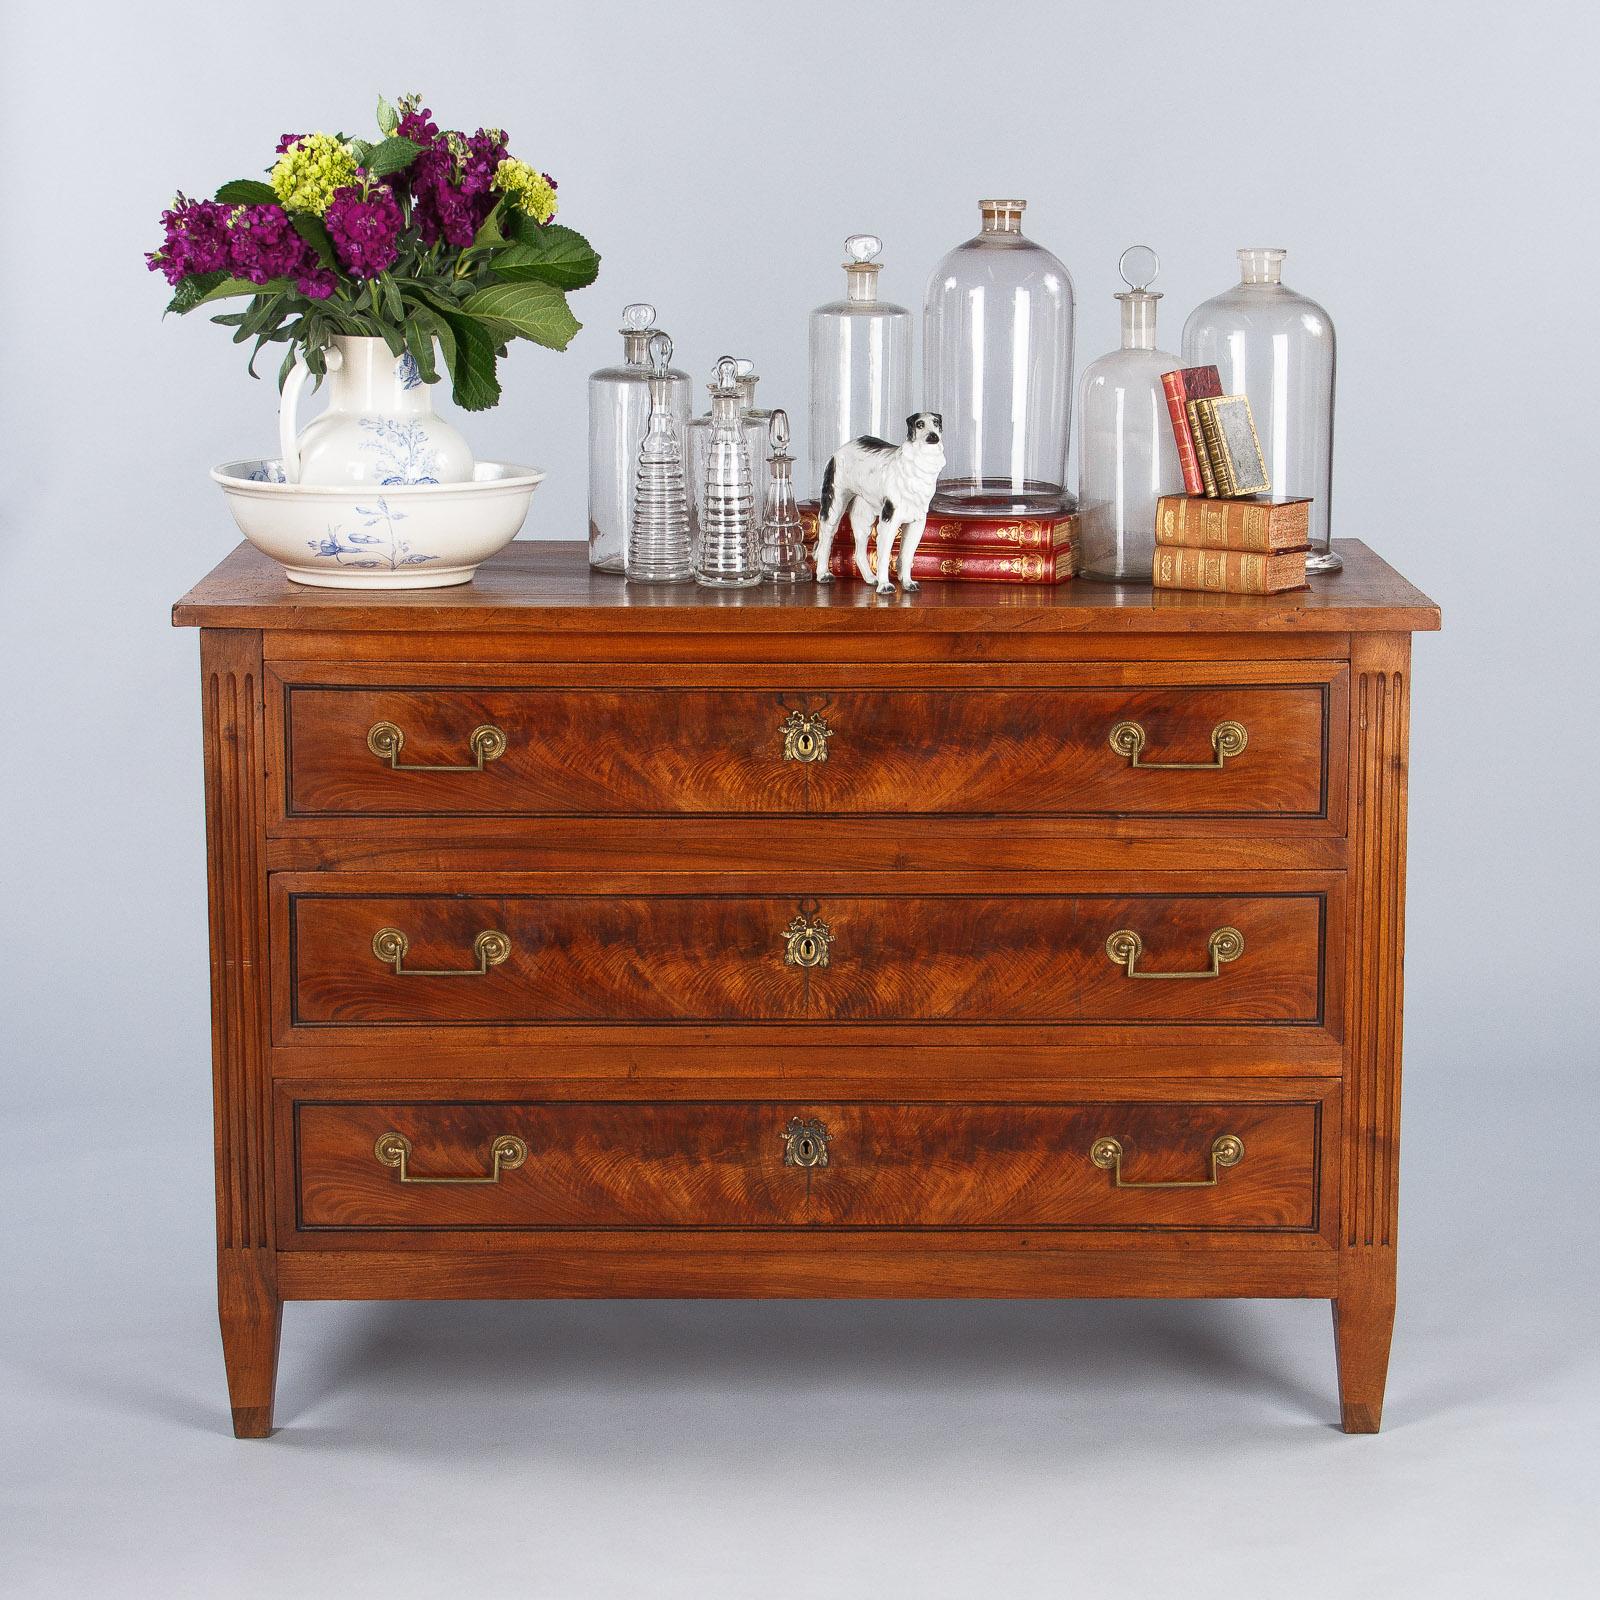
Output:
[816,412,944,593]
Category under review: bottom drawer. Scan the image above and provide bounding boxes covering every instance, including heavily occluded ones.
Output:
[294,1098,1323,1232]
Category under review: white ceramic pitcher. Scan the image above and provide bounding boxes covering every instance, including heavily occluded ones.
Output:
[279,334,474,486]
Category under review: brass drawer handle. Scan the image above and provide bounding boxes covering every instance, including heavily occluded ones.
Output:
[1105,926,1243,979]
[1109,718,1247,769]
[367,720,507,771]
[1090,1134,1245,1189]
[374,1131,527,1185]
[783,912,833,969]
[372,927,512,976]
[781,708,832,763]
[783,1117,831,1168]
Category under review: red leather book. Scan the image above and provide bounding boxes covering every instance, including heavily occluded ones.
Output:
[825,546,1075,586]
[1161,366,1224,496]
[799,504,1077,553]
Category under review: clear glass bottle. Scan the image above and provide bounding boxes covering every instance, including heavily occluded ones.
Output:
[808,233,912,498]
[923,198,1076,515]
[626,333,695,583]
[1182,247,1339,572]
[685,354,767,540]
[1077,247,1184,583]
[695,356,761,587]
[588,303,690,572]
[759,409,810,582]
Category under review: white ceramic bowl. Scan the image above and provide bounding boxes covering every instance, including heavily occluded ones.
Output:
[212,459,546,588]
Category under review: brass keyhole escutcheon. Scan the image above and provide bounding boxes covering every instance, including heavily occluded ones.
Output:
[783,913,834,969]
[781,708,832,764]
[782,1117,831,1169]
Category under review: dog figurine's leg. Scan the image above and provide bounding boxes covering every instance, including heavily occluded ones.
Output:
[814,457,843,582]
[850,498,877,586]
[873,516,902,594]
[898,514,928,592]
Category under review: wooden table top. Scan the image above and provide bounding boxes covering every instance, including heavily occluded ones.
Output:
[173,539,1440,635]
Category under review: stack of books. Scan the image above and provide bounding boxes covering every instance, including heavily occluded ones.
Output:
[1161,365,1271,499]
[1152,494,1311,594]
[797,505,1077,586]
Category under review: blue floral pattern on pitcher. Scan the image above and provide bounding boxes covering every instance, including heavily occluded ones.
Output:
[395,352,423,390]
[306,498,438,570]
[360,417,441,485]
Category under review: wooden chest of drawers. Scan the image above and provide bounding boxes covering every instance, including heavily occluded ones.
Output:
[174,539,1438,1437]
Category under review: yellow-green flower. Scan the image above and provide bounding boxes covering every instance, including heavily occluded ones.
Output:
[493,158,558,224]
[270,133,359,216]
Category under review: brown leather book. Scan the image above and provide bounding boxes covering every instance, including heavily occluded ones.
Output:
[1156,495,1312,553]
[1152,544,1307,595]
[800,505,1078,553]
[826,546,1076,585]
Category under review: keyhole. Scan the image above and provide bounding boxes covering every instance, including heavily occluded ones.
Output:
[795,730,817,760]
[798,1136,816,1162]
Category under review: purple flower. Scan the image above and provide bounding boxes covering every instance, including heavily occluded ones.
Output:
[276,132,304,154]
[146,194,234,285]
[325,183,403,278]
[296,265,338,300]
[396,104,438,145]
[227,203,308,284]
[408,125,508,248]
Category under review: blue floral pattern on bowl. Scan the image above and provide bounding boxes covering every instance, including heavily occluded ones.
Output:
[360,417,441,485]
[305,498,438,570]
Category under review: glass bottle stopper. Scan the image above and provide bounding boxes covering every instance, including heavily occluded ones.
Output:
[1115,245,1162,351]
[620,301,657,361]
[769,406,792,464]
[844,234,884,301]
[733,357,760,409]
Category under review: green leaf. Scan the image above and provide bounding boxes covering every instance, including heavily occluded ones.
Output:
[376,94,399,136]
[194,276,272,306]
[291,213,337,269]
[469,198,506,253]
[215,178,277,206]
[458,280,581,352]
[438,311,502,410]
[489,228,601,292]
[363,135,422,177]
[403,314,441,385]
[346,137,374,167]
[165,272,226,314]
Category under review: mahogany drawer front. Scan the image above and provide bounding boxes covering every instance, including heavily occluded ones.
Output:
[280,680,1332,819]
[284,888,1327,1028]
[293,1097,1323,1232]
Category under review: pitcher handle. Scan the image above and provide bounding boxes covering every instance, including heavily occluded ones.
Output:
[278,344,342,484]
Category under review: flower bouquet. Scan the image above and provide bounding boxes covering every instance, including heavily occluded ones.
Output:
[148,93,600,410]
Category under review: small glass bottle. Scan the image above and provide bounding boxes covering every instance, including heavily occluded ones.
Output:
[626,333,695,582]
[923,198,1077,515]
[1077,247,1184,583]
[685,354,767,539]
[808,233,912,498]
[588,303,690,572]
[695,356,762,587]
[1183,247,1339,571]
[759,409,810,582]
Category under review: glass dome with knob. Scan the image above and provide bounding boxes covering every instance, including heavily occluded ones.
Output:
[1077,246,1184,583]
[588,303,690,572]
[808,233,911,500]
[1183,248,1339,572]
[923,198,1076,515]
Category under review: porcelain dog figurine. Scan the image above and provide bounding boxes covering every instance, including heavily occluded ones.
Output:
[815,412,945,593]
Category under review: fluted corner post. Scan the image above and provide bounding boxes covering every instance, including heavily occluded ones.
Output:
[199,628,280,1438]
[1334,632,1413,1433]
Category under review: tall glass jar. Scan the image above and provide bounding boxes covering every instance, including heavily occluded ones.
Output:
[1182,247,1339,571]
[808,233,912,498]
[1077,247,1184,582]
[588,303,690,571]
[686,355,767,540]
[923,198,1076,515]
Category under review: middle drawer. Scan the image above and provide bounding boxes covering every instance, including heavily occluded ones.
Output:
[276,875,1334,1033]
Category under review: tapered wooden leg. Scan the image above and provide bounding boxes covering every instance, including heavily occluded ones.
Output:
[219,1250,281,1438]
[1332,1254,1396,1432]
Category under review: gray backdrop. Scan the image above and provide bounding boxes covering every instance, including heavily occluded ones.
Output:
[3,1,1596,1595]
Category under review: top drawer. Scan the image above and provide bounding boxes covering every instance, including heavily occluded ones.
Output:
[277,666,1341,822]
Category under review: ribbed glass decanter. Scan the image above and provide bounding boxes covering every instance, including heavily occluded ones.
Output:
[686,354,768,542]
[626,334,695,582]
[923,198,1076,515]
[759,409,810,582]
[808,233,911,499]
[1077,247,1184,582]
[1182,247,1339,572]
[694,356,761,587]
[588,303,690,572]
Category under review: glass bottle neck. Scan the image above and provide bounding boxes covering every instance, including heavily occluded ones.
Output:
[621,330,653,364]
[1118,293,1158,351]
[845,264,880,304]
[979,202,1026,235]
[1238,248,1286,286]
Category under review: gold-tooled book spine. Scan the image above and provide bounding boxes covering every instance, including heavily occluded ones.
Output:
[1195,398,1238,497]
[1155,496,1312,553]
[1187,400,1219,497]
[1152,545,1307,595]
